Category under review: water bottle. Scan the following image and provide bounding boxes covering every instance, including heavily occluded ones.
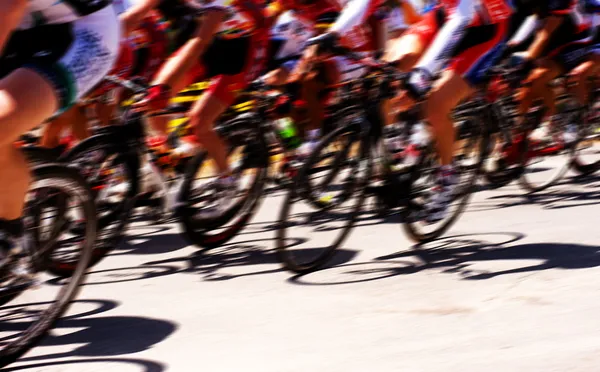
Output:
[275,117,301,150]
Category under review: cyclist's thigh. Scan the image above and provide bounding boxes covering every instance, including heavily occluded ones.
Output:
[0,69,59,146]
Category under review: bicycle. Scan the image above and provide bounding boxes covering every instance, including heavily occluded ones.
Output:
[275,44,493,274]
[1,149,97,367]
[481,68,582,192]
[53,73,316,274]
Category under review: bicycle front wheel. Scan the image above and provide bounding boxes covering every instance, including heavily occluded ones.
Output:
[0,164,96,368]
[276,122,372,274]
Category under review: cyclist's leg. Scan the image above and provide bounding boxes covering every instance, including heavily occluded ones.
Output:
[41,107,72,148]
[383,8,441,125]
[0,69,59,220]
[188,82,230,174]
[424,19,507,222]
[425,70,474,165]
[518,62,562,118]
[1,5,119,222]
[570,56,600,105]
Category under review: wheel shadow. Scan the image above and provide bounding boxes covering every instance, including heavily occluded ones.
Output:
[5,358,165,372]
[45,264,181,287]
[2,298,176,363]
[382,233,600,280]
[287,232,577,286]
[144,237,358,281]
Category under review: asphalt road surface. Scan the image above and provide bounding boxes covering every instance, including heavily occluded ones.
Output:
[5,168,600,372]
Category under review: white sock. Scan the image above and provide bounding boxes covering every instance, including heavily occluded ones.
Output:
[307,129,321,141]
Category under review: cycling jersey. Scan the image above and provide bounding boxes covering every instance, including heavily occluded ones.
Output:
[406,0,512,85]
[169,0,270,104]
[508,0,593,70]
[186,0,268,39]
[276,0,341,25]
[19,0,112,29]
[268,11,314,71]
[4,5,120,113]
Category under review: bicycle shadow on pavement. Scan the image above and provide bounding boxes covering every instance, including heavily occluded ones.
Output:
[3,299,176,363]
[288,232,526,286]
[5,358,165,372]
[378,233,600,280]
[46,264,181,287]
[144,237,359,281]
[108,222,189,257]
[473,172,600,212]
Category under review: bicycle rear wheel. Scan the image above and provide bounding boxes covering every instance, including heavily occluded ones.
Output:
[571,106,600,176]
[54,134,139,276]
[276,122,372,274]
[403,117,489,243]
[518,112,579,193]
[0,164,96,368]
[178,136,269,249]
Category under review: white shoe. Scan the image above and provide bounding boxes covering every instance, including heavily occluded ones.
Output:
[296,140,318,159]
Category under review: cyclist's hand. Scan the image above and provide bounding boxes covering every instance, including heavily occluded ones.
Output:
[132,84,171,113]
[404,68,433,101]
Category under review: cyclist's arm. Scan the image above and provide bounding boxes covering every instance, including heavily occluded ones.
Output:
[508,15,539,46]
[329,0,380,41]
[153,8,226,84]
[0,0,26,54]
[414,0,475,76]
[525,16,563,60]
[120,0,162,34]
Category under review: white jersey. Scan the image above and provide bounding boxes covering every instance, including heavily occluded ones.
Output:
[270,11,313,60]
[113,0,140,14]
[19,0,113,30]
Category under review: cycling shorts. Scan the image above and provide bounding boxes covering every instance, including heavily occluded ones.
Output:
[406,6,508,85]
[0,6,119,114]
[544,17,593,72]
[183,32,268,105]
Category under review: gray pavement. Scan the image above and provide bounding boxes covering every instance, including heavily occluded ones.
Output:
[5,169,600,372]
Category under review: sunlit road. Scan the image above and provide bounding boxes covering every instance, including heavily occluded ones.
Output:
[6,169,600,372]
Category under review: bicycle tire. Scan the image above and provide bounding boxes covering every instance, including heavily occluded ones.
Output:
[178,136,269,249]
[301,125,363,211]
[0,164,96,368]
[571,112,600,176]
[403,117,490,243]
[276,122,372,274]
[518,118,578,194]
[50,134,139,277]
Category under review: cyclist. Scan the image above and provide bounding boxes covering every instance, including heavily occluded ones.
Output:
[508,0,593,128]
[271,0,344,155]
[0,0,119,253]
[40,0,171,153]
[137,0,274,213]
[568,1,600,108]
[323,0,512,222]
[281,0,390,155]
